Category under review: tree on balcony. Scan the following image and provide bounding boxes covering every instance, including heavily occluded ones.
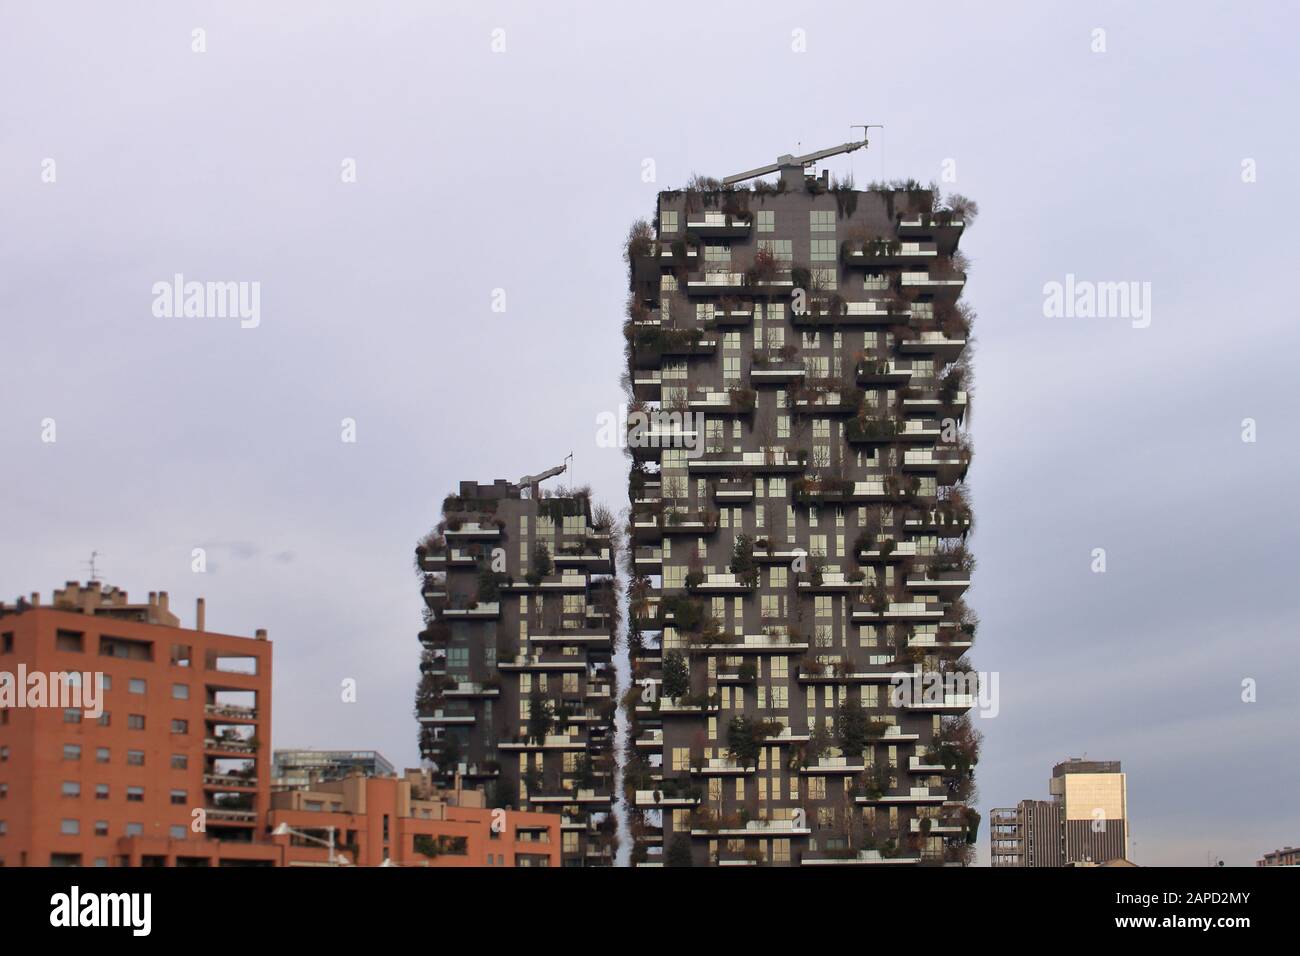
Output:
[527,691,554,745]
[666,836,694,868]
[836,698,872,759]
[729,534,759,588]
[526,543,553,587]
[662,651,689,700]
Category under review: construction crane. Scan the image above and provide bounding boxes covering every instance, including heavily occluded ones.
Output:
[722,126,882,188]
[514,454,572,499]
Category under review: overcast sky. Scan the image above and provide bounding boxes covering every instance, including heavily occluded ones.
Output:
[3,1,1297,866]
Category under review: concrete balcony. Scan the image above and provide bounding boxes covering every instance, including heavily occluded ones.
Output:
[901,693,975,713]
[685,212,753,237]
[440,601,501,620]
[203,773,258,790]
[856,359,913,385]
[689,758,755,777]
[898,331,967,362]
[690,572,753,594]
[797,572,863,592]
[444,522,502,540]
[419,708,476,725]
[500,734,588,751]
[204,703,258,722]
[852,600,944,622]
[750,362,807,386]
[802,849,922,866]
[901,270,965,299]
[442,681,501,698]
[713,478,754,503]
[633,546,663,570]
[690,818,811,837]
[686,449,808,473]
[855,786,947,806]
[204,736,256,755]
[497,655,587,672]
[799,756,867,775]
[692,633,810,655]
[842,239,938,267]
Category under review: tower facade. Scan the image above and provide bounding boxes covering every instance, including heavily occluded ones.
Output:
[623,168,980,866]
[415,479,619,865]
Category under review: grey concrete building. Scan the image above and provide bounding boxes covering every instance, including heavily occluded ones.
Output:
[622,150,981,866]
[992,759,1129,866]
[414,476,619,865]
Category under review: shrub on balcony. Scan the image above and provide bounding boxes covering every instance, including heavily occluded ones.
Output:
[728,385,757,414]
[666,836,695,868]
[525,543,553,587]
[624,219,654,265]
[727,715,778,768]
[729,534,759,588]
[737,659,758,682]
[526,691,554,745]
[661,595,705,632]
[846,416,903,442]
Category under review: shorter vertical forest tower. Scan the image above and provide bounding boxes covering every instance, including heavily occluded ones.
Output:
[415,478,620,866]
[621,167,983,866]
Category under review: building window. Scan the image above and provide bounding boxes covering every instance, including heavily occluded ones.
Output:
[96,747,110,763]
[169,825,187,839]
[127,750,144,767]
[128,678,146,695]
[756,210,774,233]
[810,210,835,232]
[757,238,792,261]
[94,821,109,836]
[170,719,188,734]
[0,632,12,653]
[170,790,187,805]
[63,708,82,724]
[171,683,189,700]
[61,819,80,836]
[125,823,143,837]
[61,781,81,797]
[810,239,837,261]
[95,785,109,800]
[97,712,111,727]
[170,754,188,770]
[660,210,678,234]
[126,787,144,802]
[54,630,84,653]
[127,714,145,730]
[63,744,81,761]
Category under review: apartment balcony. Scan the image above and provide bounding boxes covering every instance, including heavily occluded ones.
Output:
[659,509,720,535]
[204,736,256,756]
[902,389,968,418]
[629,424,700,459]
[685,212,753,237]
[855,786,947,806]
[713,478,754,503]
[897,213,965,249]
[500,734,588,751]
[841,239,938,267]
[686,271,794,296]
[908,754,947,774]
[440,601,501,620]
[692,633,810,655]
[898,330,967,362]
[906,571,971,595]
[901,693,975,713]
[633,546,663,570]
[903,510,972,535]
[444,522,502,540]
[796,571,863,593]
[852,600,945,623]
[686,448,808,474]
[856,540,919,561]
[690,572,754,594]
[750,361,807,386]
[634,789,702,809]
[420,574,447,604]
[204,703,258,722]
[442,547,481,567]
[650,695,721,716]
[793,391,860,415]
[690,818,811,838]
[418,708,476,726]
[901,270,965,300]
[689,758,755,777]
[631,514,664,542]
[798,756,867,775]
[687,387,756,415]
[910,816,965,835]
[202,773,258,790]
[633,369,662,400]
[796,667,900,684]
[647,243,699,266]
[504,573,591,593]
[497,654,587,672]
[442,681,501,698]
[710,306,754,326]
[528,789,613,807]
[205,807,257,825]
[752,543,814,563]
[635,729,664,750]
[855,358,913,385]
[902,447,971,481]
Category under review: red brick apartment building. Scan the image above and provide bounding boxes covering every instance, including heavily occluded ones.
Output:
[0,581,560,867]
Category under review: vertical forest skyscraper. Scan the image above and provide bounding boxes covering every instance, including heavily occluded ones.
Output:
[622,146,982,866]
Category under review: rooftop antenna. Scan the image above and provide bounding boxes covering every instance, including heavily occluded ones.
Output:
[84,550,103,582]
